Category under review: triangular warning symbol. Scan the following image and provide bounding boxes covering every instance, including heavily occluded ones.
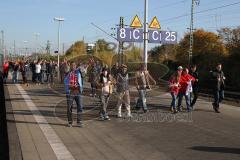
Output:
[149,16,161,29]
[130,15,143,28]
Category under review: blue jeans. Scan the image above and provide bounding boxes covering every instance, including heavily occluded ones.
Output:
[41,70,46,83]
[177,92,191,111]
[100,94,110,117]
[136,89,147,110]
[170,92,177,109]
[213,90,224,107]
[3,72,8,83]
[12,71,18,83]
[47,73,53,84]
[66,94,83,124]
[36,73,41,83]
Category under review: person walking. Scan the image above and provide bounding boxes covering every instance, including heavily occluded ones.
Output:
[30,60,37,83]
[116,64,132,118]
[46,61,54,85]
[21,60,30,86]
[168,66,182,113]
[41,60,47,83]
[35,60,42,85]
[177,68,195,112]
[189,65,199,108]
[88,65,98,97]
[3,60,9,83]
[12,61,20,84]
[134,64,156,113]
[211,63,226,113]
[98,67,112,120]
[64,62,84,127]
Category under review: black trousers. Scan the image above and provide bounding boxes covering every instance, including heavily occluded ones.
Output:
[190,88,198,107]
[213,89,224,108]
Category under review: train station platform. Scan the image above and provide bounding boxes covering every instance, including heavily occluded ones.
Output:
[4,83,240,160]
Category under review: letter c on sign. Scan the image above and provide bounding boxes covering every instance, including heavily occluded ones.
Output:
[152,31,159,41]
[133,29,140,40]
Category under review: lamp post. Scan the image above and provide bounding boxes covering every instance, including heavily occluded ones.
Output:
[143,0,149,69]
[54,17,64,82]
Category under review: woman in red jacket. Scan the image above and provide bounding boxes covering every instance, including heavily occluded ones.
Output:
[177,68,195,112]
[3,60,9,83]
[168,66,182,113]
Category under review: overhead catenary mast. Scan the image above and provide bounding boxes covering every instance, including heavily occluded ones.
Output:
[189,0,200,66]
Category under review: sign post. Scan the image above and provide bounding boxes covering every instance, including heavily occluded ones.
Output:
[116,9,178,65]
[143,0,148,68]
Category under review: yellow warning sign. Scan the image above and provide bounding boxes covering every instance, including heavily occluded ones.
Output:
[149,16,161,29]
[130,15,143,28]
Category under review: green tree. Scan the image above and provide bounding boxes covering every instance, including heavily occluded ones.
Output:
[218,27,240,89]
[125,45,142,62]
[65,41,86,56]
[93,39,115,66]
[149,44,178,63]
[95,39,108,52]
[176,29,227,69]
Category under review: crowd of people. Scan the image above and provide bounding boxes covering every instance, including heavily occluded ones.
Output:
[168,63,225,114]
[63,60,158,127]
[2,57,226,127]
[3,59,59,85]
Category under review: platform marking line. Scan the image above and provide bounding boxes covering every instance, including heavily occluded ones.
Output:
[16,84,75,160]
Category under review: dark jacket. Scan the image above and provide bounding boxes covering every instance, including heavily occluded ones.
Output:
[13,64,19,72]
[30,63,36,74]
[116,73,129,92]
[211,69,225,91]
[189,71,199,90]
[46,63,55,74]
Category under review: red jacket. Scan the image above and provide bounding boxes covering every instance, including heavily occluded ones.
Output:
[168,78,180,95]
[3,63,9,73]
[179,74,195,94]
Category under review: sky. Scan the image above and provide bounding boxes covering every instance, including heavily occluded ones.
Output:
[0,0,240,53]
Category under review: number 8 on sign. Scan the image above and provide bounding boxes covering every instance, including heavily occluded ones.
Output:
[119,28,126,39]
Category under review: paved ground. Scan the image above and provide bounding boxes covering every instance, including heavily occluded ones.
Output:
[5,82,240,160]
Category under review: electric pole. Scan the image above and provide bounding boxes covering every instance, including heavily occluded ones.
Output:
[189,0,200,67]
[118,17,124,65]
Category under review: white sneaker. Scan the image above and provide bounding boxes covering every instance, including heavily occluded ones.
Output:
[117,113,122,118]
[126,113,133,118]
[104,115,111,121]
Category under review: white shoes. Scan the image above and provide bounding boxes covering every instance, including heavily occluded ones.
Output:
[117,112,132,118]
[117,113,122,118]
